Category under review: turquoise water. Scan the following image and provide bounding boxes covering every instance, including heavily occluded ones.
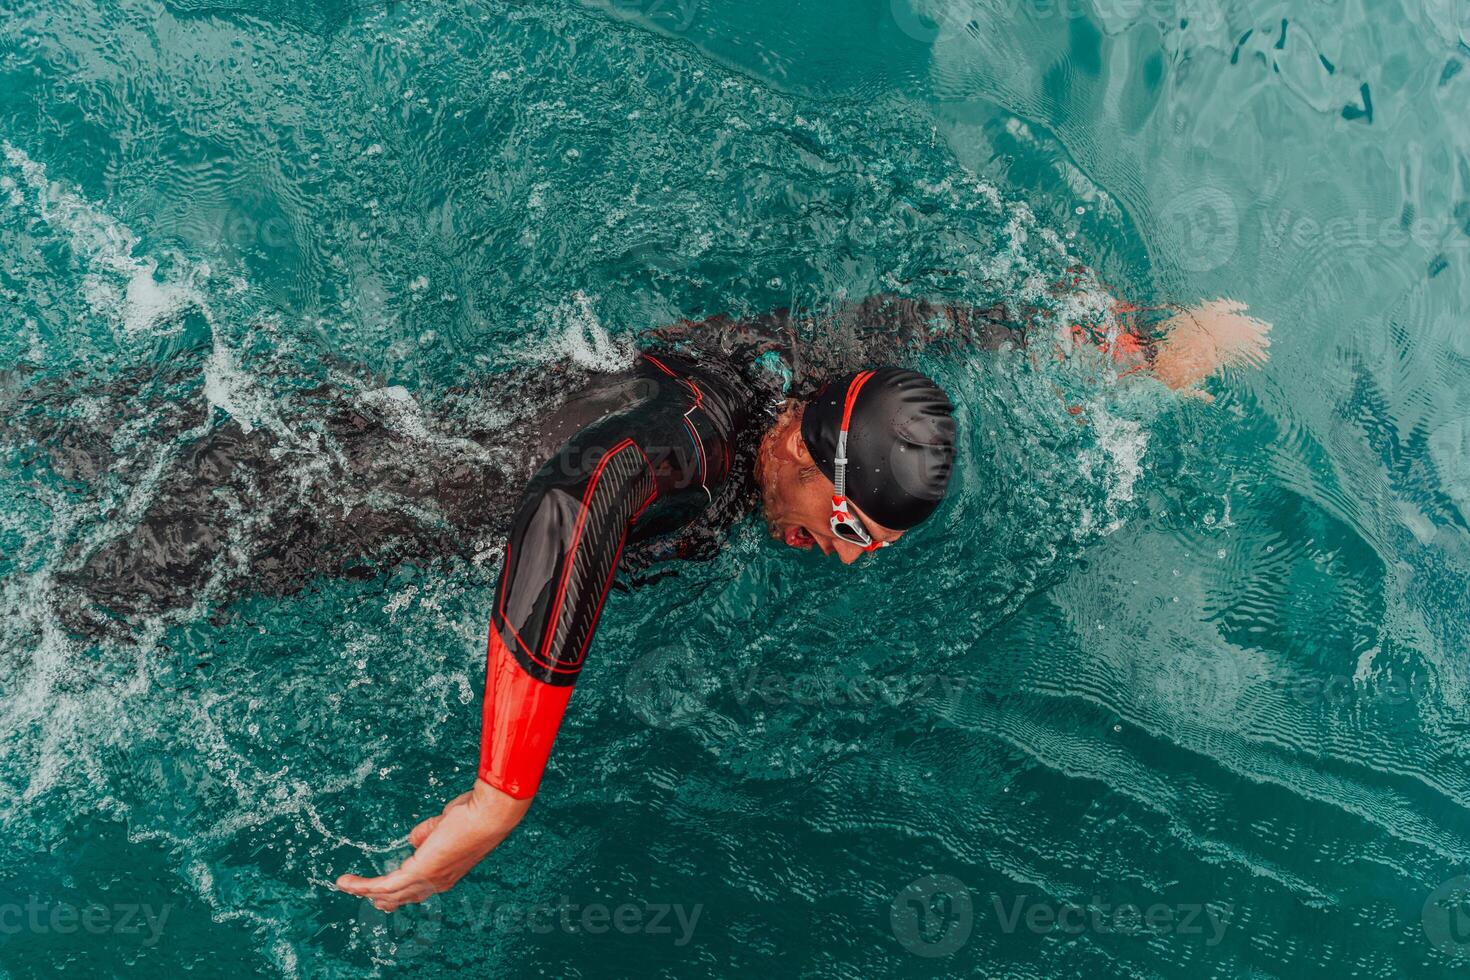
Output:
[3,0,1470,976]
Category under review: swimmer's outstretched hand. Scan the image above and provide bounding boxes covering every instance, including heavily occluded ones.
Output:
[336,779,532,912]
[1150,298,1272,400]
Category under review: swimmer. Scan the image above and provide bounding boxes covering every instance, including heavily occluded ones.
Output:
[323,293,1271,911]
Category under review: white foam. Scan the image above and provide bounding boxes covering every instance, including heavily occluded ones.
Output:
[517,290,634,372]
[355,385,497,463]
[23,316,44,361]
[1079,405,1150,534]
[1,141,209,336]
[204,335,273,434]
[1353,645,1381,684]
[122,259,209,335]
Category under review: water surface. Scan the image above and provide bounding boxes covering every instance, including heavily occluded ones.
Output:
[2,0,1469,976]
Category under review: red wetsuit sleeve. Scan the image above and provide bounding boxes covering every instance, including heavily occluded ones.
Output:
[479,438,657,798]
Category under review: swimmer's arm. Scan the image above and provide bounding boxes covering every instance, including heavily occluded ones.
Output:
[1041,289,1272,400]
[843,295,1024,353]
[1146,299,1272,398]
[337,434,656,912]
[336,780,530,912]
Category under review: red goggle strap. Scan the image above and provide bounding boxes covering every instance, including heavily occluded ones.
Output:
[840,370,876,432]
[833,371,875,498]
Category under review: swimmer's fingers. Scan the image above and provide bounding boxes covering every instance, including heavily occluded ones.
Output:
[366,877,438,913]
[1152,299,1272,391]
[335,782,532,911]
[335,793,464,902]
[336,866,414,899]
[335,865,413,896]
[336,863,439,912]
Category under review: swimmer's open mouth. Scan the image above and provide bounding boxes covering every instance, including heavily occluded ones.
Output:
[784,525,816,549]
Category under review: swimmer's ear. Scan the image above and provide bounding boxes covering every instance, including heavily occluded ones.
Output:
[787,419,814,464]
[775,401,814,463]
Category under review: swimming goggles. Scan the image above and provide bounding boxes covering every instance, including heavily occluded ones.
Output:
[829,370,888,552]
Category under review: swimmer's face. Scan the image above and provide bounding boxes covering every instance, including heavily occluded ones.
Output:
[755,404,903,565]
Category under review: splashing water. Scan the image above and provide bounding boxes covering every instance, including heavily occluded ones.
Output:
[3,0,1469,977]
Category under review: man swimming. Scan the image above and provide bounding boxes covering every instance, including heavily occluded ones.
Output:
[322,293,1272,912]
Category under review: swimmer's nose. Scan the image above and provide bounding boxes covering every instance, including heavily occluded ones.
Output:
[833,541,864,565]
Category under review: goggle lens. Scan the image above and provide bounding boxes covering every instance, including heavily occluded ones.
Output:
[830,500,888,551]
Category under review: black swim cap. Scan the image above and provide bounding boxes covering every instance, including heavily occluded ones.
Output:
[799,367,956,530]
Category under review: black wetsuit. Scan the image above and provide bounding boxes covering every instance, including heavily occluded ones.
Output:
[478,349,766,795]
[476,297,1022,797]
[20,295,1028,796]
